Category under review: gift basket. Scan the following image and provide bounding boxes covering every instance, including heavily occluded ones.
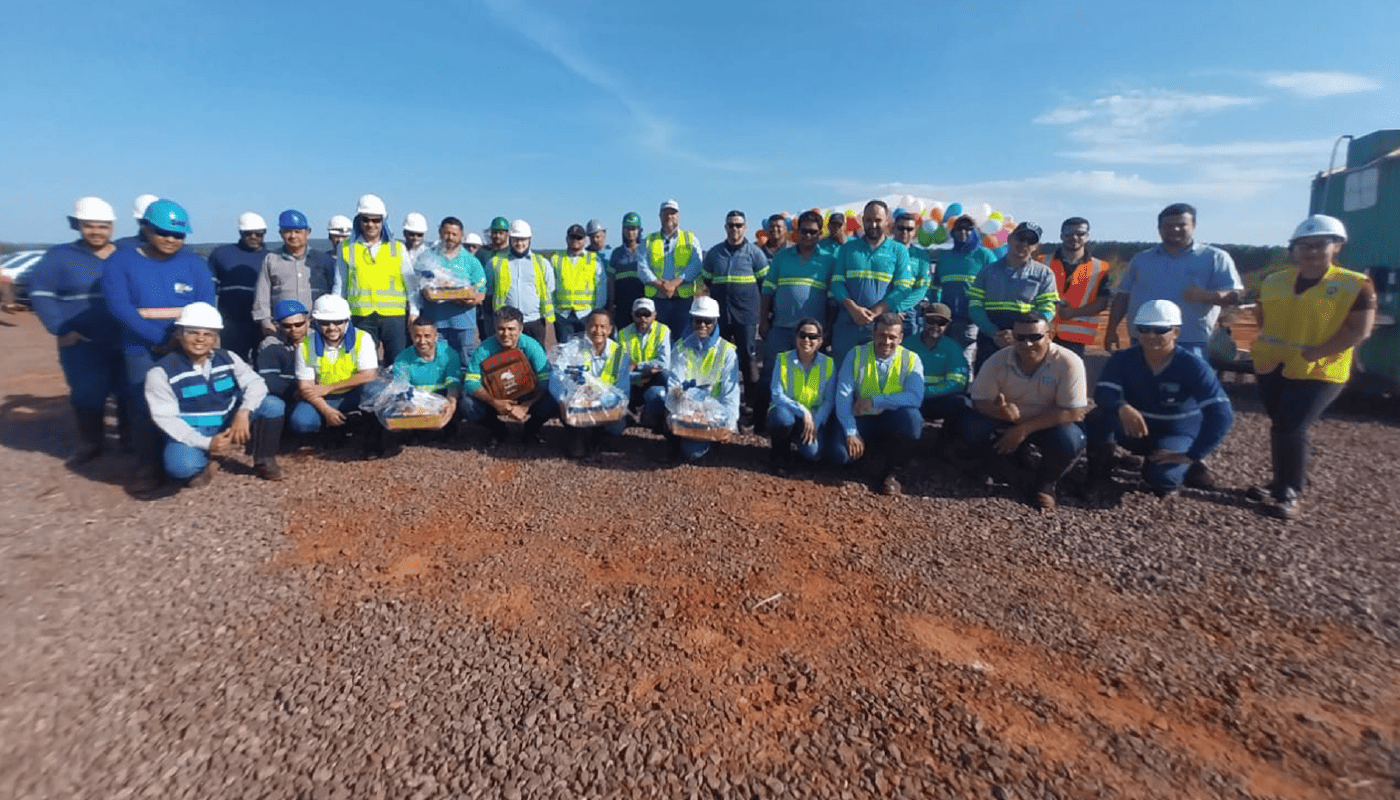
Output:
[364,370,453,430]
[551,336,626,426]
[417,260,479,302]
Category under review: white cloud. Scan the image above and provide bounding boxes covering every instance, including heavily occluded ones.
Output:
[1264,71,1381,97]
[1034,90,1259,142]
[1063,138,1332,165]
[478,0,752,172]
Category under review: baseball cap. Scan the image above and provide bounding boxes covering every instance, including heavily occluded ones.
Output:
[632,297,656,314]
[924,303,953,322]
[566,223,587,240]
[660,199,680,212]
[1011,222,1043,243]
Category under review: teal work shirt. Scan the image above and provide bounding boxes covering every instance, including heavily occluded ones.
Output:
[463,334,551,395]
[762,246,835,328]
[903,333,970,398]
[392,343,462,395]
[830,236,913,310]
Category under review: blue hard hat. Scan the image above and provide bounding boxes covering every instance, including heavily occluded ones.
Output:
[273,299,308,320]
[141,199,192,235]
[278,209,310,230]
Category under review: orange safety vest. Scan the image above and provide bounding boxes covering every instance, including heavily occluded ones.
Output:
[1044,255,1107,345]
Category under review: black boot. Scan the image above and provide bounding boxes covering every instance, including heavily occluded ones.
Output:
[67,409,106,465]
[252,415,285,480]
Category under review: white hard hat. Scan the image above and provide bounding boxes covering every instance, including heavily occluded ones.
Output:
[660,199,680,212]
[328,215,353,235]
[356,194,387,217]
[175,301,224,330]
[402,212,428,234]
[509,219,532,238]
[71,196,116,223]
[1290,214,1347,243]
[464,232,483,246]
[690,296,720,318]
[133,193,159,219]
[312,294,352,321]
[1134,299,1182,328]
[238,212,267,232]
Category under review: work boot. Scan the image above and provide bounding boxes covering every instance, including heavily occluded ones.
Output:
[1183,460,1216,490]
[251,416,285,480]
[186,462,216,489]
[565,427,587,459]
[67,409,106,465]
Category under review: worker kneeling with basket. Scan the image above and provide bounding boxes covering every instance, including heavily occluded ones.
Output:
[549,309,631,459]
[462,305,555,447]
[664,296,739,462]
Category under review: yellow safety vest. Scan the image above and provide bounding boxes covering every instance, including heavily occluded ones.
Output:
[643,231,700,298]
[1253,264,1366,383]
[591,340,627,386]
[681,338,734,397]
[301,329,367,393]
[341,240,406,317]
[490,252,555,322]
[775,351,832,411]
[552,251,601,313]
[856,344,914,399]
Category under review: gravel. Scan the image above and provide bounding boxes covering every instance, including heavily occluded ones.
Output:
[2,311,1398,799]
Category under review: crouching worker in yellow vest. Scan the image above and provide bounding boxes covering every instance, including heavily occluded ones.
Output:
[289,295,380,452]
[766,316,836,475]
[143,302,283,490]
[549,308,630,459]
[831,312,925,496]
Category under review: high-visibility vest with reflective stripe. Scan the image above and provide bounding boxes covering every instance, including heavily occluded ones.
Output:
[618,322,669,385]
[775,351,832,411]
[680,338,734,397]
[341,240,406,317]
[643,231,700,298]
[158,350,240,429]
[1253,264,1366,383]
[1043,256,1108,345]
[300,329,369,393]
[855,344,915,399]
[589,340,627,386]
[552,251,601,313]
[490,252,553,317]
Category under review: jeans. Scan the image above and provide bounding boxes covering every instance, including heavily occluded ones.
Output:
[1256,367,1345,499]
[767,405,824,462]
[920,394,967,435]
[962,410,1086,488]
[464,392,558,437]
[554,310,586,345]
[653,296,690,342]
[124,349,161,470]
[162,397,282,479]
[59,340,125,412]
[289,387,365,434]
[1085,406,1196,490]
[831,315,873,370]
[439,326,479,366]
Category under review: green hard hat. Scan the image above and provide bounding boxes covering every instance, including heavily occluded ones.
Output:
[622,212,642,229]
[490,216,509,231]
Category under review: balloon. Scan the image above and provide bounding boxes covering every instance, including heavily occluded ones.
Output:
[972,202,992,222]
[845,216,861,234]
[910,198,927,213]
[917,229,935,247]
[755,230,769,245]
[931,225,949,245]
[995,228,1011,243]
[845,209,856,218]
[988,211,1003,223]
[1000,212,1014,225]
[927,207,943,223]
[892,207,906,220]
[1001,219,1016,231]
[921,219,938,234]
[945,202,962,219]
[981,234,999,249]
[980,218,1001,236]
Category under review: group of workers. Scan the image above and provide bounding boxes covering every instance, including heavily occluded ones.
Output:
[23,192,1375,519]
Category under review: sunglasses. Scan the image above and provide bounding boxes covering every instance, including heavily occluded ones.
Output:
[360,217,383,224]
[924,319,949,327]
[798,228,821,236]
[1013,332,1045,342]
[896,226,917,233]
[632,310,654,317]
[568,234,585,240]
[691,317,716,326]
[319,319,349,326]
[1136,325,1173,336]
[279,320,308,329]
[725,222,745,229]
[150,229,187,240]
[796,331,822,340]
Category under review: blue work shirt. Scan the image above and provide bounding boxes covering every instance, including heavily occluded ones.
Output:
[701,240,769,324]
[1095,345,1234,461]
[102,246,216,352]
[463,334,551,396]
[29,240,120,341]
[415,246,487,330]
[931,246,996,321]
[762,246,834,329]
[208,242,267,321]
[1116,242,1242,346]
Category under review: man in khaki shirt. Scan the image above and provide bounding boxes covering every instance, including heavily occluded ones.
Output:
[963,313,1087,511]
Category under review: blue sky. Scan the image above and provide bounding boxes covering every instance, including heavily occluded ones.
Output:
[2,0,1395,248]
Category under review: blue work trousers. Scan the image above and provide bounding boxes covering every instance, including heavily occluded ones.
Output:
[962,411,1086,486]
[767,405,825,462]
[289,387,365,434]
[828,406,923,466]
[163,397,282,479]
[60,340,125,412]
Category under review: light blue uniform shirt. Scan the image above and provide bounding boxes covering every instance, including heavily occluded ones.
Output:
[1115,242,1242,346]
[415,246,486,330]
[769,350,836,428]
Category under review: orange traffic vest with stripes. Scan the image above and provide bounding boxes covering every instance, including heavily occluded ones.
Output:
[341,240,407,317]
[1043,255,1108,345]
[1252,264,1366,383]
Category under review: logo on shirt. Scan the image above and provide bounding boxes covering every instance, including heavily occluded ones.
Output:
[174,282,193,294]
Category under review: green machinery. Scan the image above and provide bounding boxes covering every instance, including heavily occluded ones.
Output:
[1309,129,1400,393]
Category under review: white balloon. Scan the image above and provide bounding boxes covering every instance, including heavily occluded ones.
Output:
[979,218,1001,235]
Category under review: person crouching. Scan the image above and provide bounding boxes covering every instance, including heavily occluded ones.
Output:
[143,302,282,488]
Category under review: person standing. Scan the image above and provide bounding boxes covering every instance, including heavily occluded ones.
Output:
[485,219,555,345]
[607,212,647,331]
[333,194,413,364]
[759,214,788,261]
[931,214,997,372]
[414,216,487,366]
[585,219,612,267]
[208,212,268,359]
[29,197,127,463]
[639,199,704,340]
[890,211,934,335]
[760,210,833,431]
[700,210,769,425]
[1105,203,1243,357]
[968,222,1059,369]
[1041,217,1111,357]
[552,223,607,342]
[1248,215,1375,520]
[475,216,511,340]
[252,209,335,339]
[103,199,217,490]
[819,211,846,256]
[401,212,429,266]
[830,200,914,366]
[326,215,353,257]
[113,194,159,250]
